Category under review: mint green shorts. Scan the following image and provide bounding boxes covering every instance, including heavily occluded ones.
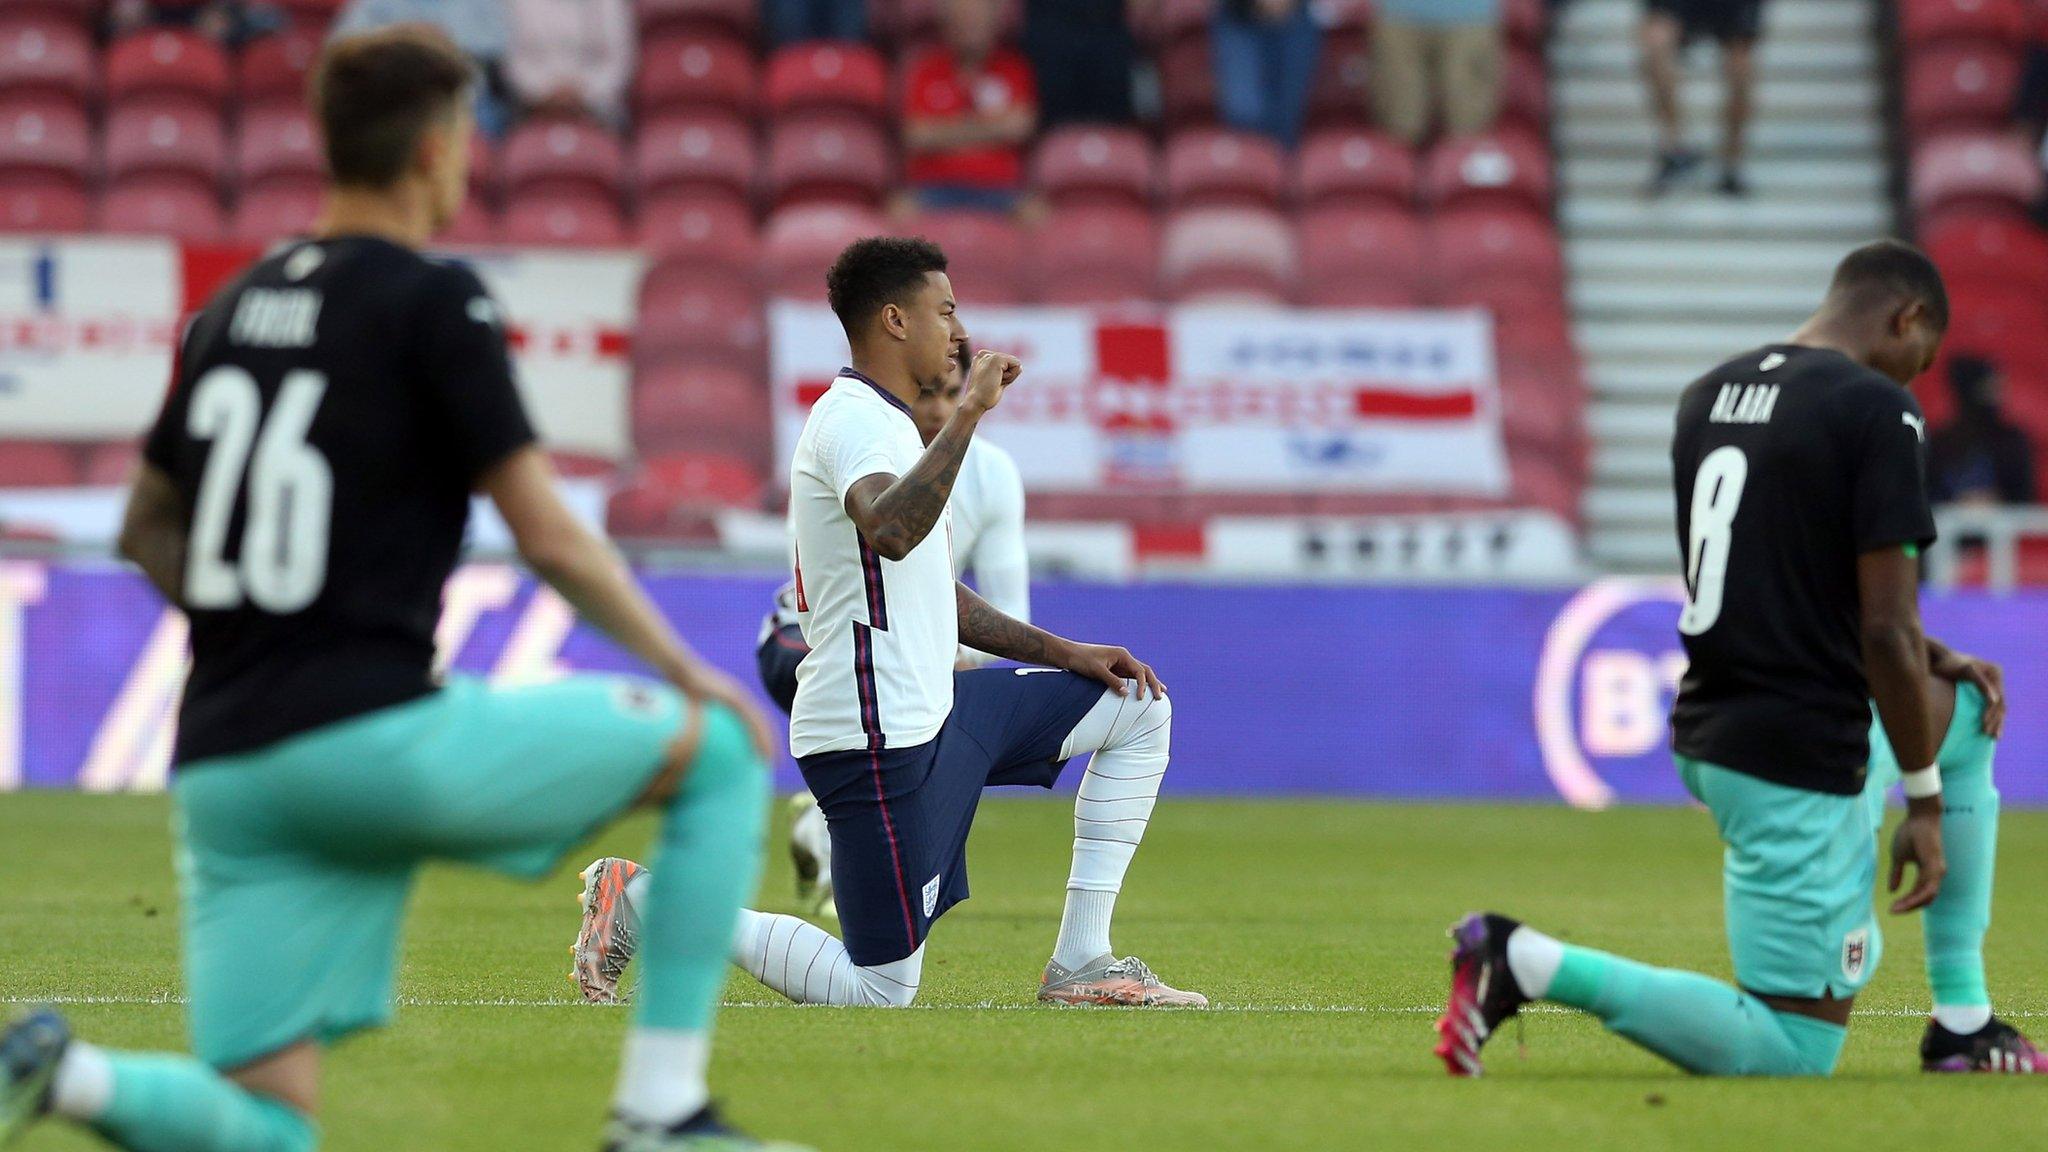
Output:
[170,674,688,1069]
[1677,757,1881,1001]
[1864,681,1991,822]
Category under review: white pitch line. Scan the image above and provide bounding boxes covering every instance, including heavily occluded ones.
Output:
[4,995,2043,1019]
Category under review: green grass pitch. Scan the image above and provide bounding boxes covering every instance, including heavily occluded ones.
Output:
[3,791,2044,1151]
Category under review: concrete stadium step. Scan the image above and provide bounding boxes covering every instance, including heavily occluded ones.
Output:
[1593,444,1675,483]
[1567,238,1855,282]
[1561,157,1886,200]
[1586,401,1680,441]
[1560,0,1871,37]
[1551,38,1877,77]
[1556,77,1881,121]
[1584,487,1678,523]
[1570,279,1828,318]
[1589,529,1685,570]
[1561,196,1891,240]
[1556,118,1885,157]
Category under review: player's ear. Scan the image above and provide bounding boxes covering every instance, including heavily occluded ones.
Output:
[1893,298,1924,339]
[880,301,908,342]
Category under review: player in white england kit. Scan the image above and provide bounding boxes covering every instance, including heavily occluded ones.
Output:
[753,347,1032,916]
[572,237,1203,1009]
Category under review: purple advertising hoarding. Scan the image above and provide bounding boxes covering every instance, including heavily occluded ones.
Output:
[3,561,2043,805]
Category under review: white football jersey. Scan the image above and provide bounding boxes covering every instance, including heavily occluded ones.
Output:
[787,370,959,758]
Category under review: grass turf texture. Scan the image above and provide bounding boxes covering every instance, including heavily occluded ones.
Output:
[3,792,2044,1151]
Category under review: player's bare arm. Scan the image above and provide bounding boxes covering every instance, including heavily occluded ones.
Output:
[1859,545,1945,914]
[1926,634,2005,738]
[117,462,190,608]
[843,351,1019,561]
[955,582,1167,699]
[481,445,777,760]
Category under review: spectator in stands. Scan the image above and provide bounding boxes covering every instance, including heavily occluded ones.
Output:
[333,0,512,134]
[1371,0,1502,144]
[900,0,1039,213]
[1211,0,1320,149]
[2019,17,2048,223]
[767,0,866,47]
[109,0,284,46]
[506,0,635,128]
[1930,356,2039,507]
[1639,0,1763,197]
[1024,0,1143,127]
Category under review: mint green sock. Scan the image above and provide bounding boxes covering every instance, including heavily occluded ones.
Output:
[91,1053,314,1152]
[1927,715,1998,1010]
[634,703,770,1032]
[1547,944,1846,1076]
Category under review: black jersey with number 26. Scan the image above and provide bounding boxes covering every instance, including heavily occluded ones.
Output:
[1668,344,1937,796]
[143,236,537,767]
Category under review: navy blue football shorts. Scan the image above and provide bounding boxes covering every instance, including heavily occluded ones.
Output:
[755,623,808,715]
[796,668,1106,966]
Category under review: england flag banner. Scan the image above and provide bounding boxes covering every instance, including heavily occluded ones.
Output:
[769,302,1511,495]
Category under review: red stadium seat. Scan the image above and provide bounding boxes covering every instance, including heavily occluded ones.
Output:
[0,97,91,185]
[2,0,101,25]
[0,15,94,104]
[1295,128,1418,211]
[765,41,888,122]
[99,177,225,241]
[502,191,627,246]
[105,29,229,109]
[1923,211,2048,296]
[637,192,758,270]
[82,443,140,487]
[229,182,321,243]
[1504,0,1548,49]
[235,107,323,190]
[1306,27,1371,129]
[468,132,499,203]
[0,178,87,231]
[1421,129,1552,213]
[635,264,765,371]
[631,360,771,454]
[1499,45,1551,134]
[1510,447,1581,523]
[1910,131,2045,220]
[0,442,78,487]
[1499,366,1584,456]
[634,33,757,119]
[1028,204,1158,304]
[1160,206,1297,304]
[609,452,766,539]
[636,0,758,40]
[501,117,626,200]
[442,197,500,246]
[763,114,893,208]
[1151,0,1211,43]
[104,103,226,189]
[238,27,323,109]
[1031,125,1155,209]
[1294,206,1428,308]
[762,201,888,298]
[906,210,1027,304]
[1430,207,1564,294]
[1904,43,2025,137]
[1156,35,1217,128]
[1898,0,2028,49]
[634,112,756,202]
[1162,127,1287,209]
[280,0,345,18]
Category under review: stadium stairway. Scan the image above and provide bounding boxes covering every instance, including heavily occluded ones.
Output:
[1550,0,1895,571]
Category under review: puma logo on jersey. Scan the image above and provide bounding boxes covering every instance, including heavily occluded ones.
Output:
[1709,383,1780,425]
[1759,352,1786,371]
[1901,412,1926,442]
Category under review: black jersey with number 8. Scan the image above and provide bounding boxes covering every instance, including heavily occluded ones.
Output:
[143,236,537,767]
[1668,344,1937,795]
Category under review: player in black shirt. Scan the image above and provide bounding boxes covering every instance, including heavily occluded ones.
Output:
[1,28,810,1152]
[1435,242,2034,1077]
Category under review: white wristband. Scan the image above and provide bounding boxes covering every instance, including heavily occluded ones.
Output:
[1901,764,1942,800]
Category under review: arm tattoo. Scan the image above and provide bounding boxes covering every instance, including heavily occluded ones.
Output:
[854,416,978,560]
[957,583,1060,666]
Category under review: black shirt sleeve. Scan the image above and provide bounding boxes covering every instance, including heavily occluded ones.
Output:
[1842,379,1938,554]
[141,317,198,473]
[412,262,538,484]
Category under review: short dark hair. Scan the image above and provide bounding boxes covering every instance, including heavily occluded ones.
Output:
[826,237,949,335]
[312,26,473,189]
[1827,240,1950,331]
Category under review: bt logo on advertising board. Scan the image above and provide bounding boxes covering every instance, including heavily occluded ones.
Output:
[1532,579,1690,809]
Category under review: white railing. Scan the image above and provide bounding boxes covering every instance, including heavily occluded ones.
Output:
[1927,506,2048,593]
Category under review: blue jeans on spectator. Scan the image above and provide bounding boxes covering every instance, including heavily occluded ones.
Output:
[1211,5,1321,148]
[767,0,865,45]
[913,185,1023,213]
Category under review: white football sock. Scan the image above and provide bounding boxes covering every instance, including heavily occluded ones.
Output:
[1505,926,1565,999]
[1050,684,1170,970]
[48,1041,113,1120]
[731,908,923,1006]
[623,868,652,927]
[612,1027,708,1127]
[1933,1004,1992,1035]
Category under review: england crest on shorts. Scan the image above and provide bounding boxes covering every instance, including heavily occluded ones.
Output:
[922,873,942,918]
